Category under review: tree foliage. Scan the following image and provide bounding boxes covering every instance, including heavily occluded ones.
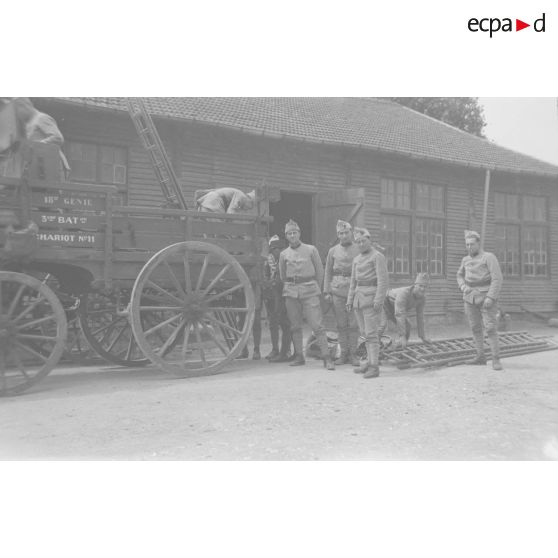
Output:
[390,98,487,137]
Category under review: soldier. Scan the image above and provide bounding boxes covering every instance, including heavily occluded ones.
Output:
[346,227,389,378]
[195,187,255,214]
[456,230,504,370]
[378,273,432,349]
[279,219,335,370]
[323,220,360,365]
[262,235,292,362]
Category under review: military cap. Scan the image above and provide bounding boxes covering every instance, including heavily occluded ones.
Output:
[464,230,481,241]
[268,235,283,248]
[414,273,430,286]
[353,227,371,239]
[336,219,352,233]
[285,219,300,233]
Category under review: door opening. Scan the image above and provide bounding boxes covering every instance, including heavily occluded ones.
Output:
[269,191,314,244]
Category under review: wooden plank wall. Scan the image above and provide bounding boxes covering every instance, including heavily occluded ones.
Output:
[38,101,558,318]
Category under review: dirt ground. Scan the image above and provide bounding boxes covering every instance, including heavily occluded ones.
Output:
[1,319,557,460]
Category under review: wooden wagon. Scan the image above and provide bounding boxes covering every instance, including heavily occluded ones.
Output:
[0,141,269,396]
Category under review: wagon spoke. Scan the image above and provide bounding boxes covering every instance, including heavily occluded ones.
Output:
[106,323,128,353]
[16,313,57,330]
[200,322,229,356]
[17,333,59,342]
[157,319,186,357]
[205,314,243,336]
[195,254,210,293]
[91,317,124,337]
[163,261,187,300]
[205,283,245,304]
[12,295,46,323]
[11,349,30,380]
[207,307,248,313]
[13,340,49,363]
[146,280,184,305]
[194,323,207,367]
[144,313,182,337]
[181,322,192,361]
[123,334,136,361]
[200,264,231,296]
[139,305,184,312]
[7,284,26,317]
[183,250,192,294]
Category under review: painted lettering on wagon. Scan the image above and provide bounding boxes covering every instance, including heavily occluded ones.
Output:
[38,232,98,244]
[41,195,93,206]
[40,215,90,225]
[34,192,104,210]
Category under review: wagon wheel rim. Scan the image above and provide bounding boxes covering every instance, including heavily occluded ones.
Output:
[130,241,255,376]
[0,271,68,396]
[78,290,149,367]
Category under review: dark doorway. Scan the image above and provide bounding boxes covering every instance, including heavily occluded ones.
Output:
[269,191,314,244]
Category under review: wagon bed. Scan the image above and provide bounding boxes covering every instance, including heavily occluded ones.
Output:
[0,145,270,396]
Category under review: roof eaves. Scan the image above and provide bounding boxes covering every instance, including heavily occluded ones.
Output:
[46,97,558,179]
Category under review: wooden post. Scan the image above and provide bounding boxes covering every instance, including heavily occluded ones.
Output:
[480,169,491,251]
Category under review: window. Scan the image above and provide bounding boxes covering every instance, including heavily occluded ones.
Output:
[380,179,445,277]
[381,215,410,274]
[495,224,520,276]
[66,141,127,186]
[494,192,548,278]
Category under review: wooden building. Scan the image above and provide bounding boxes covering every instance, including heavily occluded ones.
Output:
[26,97,558,321]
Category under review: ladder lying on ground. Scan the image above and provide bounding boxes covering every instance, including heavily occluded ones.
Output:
[382,331,558,369]
[125,97,188,210]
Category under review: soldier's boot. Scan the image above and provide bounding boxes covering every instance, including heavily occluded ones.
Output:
[348,329,361,367]
[353,358,368,374]
[266,327,280,359]
[334,330,349,365]
[467,334,487,365]
[488,334,503,370]
[289,330,306,366]
[324,355,336,370]
[363,341,380,379]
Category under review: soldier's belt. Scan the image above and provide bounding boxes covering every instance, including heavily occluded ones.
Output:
[356,279,377,287]
[284,276,317,284]
[465,279,491,287]
[332,270,352,277]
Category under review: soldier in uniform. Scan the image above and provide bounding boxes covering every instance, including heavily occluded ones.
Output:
[323,220,360,365]
[195,187,255,214]
[378,273,432,349]
[346,227,389,378]
[279,219,335,370]
[456,230,504,370]
[262,235,292,362]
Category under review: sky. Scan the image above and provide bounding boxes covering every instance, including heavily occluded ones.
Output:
[479,98,558,166]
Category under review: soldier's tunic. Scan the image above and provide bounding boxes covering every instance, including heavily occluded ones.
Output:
[324,242,360,354]
[347,248,389,366]
[456,250,503,344]
[379,285,426,341]
[279,242,328,357]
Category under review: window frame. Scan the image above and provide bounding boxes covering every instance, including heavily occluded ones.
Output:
[494,191,549,279]
[65,139,129,188]
[380,177,447,279]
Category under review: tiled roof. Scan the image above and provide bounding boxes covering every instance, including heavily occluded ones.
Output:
[50,97,558,177]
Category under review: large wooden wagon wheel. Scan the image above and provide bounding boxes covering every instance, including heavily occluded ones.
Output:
[0,271,68,396]
[79,289,149,367]
[130,241,255,377]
